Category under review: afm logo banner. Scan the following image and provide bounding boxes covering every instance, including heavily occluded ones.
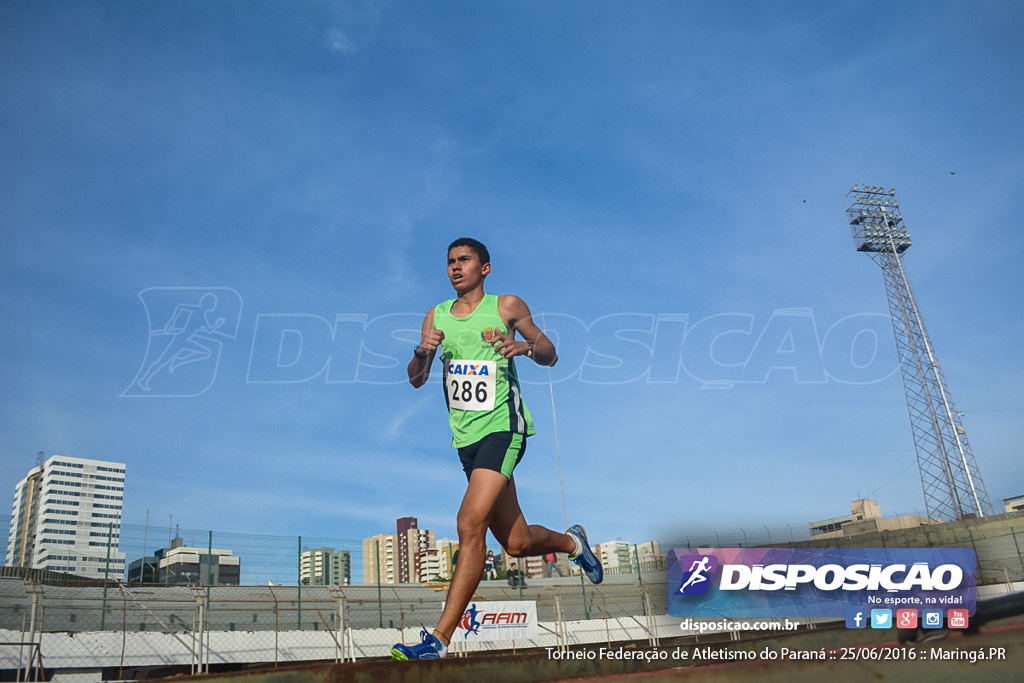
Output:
[666,547,976,619]
[450,600,538,643]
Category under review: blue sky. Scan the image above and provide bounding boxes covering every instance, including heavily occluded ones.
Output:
[2,1,1022,559]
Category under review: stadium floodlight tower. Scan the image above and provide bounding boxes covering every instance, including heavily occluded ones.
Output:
[846,184,994,522]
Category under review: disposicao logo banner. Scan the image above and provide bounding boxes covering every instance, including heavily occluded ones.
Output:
[667,547,976,619]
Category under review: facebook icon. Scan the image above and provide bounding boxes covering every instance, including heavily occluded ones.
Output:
[846,609,866,629]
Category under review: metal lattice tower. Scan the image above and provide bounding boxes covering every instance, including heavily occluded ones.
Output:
[846,184,994,521]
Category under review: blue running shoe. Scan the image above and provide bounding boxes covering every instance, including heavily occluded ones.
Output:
[567,524,603,584]
[392,629,448,660]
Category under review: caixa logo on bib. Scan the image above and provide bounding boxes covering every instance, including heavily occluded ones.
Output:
[666,547,976,618]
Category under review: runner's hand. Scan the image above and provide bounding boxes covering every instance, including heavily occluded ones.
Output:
[489,329,529,359]
[419,329,444,356]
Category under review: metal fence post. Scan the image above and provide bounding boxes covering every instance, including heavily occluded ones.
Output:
[552,591,566,653]
[633,545,646,617]
[342,593,350,663]
[644,590,658,647]
[1012,526,1023,580]
[376,540,383,628]
[197,592,206,673]
[967,527,980,582]
[580,568,589,620]
[101,522,114,629]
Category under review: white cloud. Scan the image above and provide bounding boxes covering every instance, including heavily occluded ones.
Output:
[327,28,357,54]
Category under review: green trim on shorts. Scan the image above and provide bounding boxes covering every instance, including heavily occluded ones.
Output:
[501,433,525,479]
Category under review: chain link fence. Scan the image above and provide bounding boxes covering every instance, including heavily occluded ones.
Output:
[0,572,677,678]
[6,517,672,587]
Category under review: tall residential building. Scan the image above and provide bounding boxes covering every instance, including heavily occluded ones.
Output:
[596,540,633,571]
[362,533,397,585]
[300,546,351,586]
[6,455,127,579]
[396,517,434,583]
[634,540,663,567]
[435,537,459,580]
[415,547,443,582]
[396,517,415,583]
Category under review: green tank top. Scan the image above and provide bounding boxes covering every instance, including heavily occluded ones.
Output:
[433,294,534,447]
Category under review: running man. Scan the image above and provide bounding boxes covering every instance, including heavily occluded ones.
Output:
[678,556,712,593]
[391,238,603,661]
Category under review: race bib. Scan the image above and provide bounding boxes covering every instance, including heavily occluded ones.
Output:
[446,360,496,412]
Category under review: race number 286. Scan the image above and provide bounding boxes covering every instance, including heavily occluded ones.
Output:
[446,360,496,412]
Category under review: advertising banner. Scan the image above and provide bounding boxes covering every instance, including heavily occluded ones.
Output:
[450,600,538,642]
[667,547,976,619]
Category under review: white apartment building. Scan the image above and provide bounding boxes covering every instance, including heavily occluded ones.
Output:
[634,540,663,566]
[403,527,434,582]
[415,547,443,582]
[6,455,127,578]
[596,540,633,571]
[435,537,458,580]
[593,540,663,573]
[300,546,351,586]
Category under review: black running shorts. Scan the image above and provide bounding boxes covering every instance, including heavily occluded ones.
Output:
[457,432,526,480]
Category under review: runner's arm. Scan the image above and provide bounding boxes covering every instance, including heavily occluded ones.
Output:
[408,308,443,388]
[496,295,558,367]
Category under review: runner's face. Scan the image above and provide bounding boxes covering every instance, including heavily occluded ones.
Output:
[447,246,490,294]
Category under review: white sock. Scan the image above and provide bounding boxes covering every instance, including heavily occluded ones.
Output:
[570,534,582,556]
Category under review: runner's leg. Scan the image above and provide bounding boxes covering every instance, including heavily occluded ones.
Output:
[433,468,508,641]
[489,476,576,558]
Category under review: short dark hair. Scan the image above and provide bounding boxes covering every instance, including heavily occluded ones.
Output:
[448,237,490,265]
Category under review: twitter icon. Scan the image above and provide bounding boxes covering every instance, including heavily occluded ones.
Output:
[870,609,892,629]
